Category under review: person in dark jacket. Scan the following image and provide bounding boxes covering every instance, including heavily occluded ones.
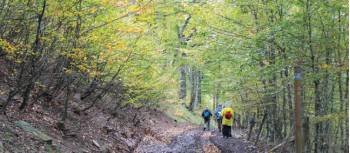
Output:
[214,104,223,132]
[202,106,212,131]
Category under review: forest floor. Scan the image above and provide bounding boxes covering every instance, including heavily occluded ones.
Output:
[0,93,261,153]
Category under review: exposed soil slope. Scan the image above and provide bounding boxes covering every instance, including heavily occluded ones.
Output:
[0,94,178,153]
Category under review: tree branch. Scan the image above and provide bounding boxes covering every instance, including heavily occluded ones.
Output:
[81,0,153,36]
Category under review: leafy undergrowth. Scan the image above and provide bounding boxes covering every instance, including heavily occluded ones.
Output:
[163,103,202,125]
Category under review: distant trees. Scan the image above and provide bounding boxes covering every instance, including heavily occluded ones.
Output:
[169,0,349,152]
[202,0,349,152]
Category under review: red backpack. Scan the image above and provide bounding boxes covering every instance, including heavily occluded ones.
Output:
[225,111,232,119]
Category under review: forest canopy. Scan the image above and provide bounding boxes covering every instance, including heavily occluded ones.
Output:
[0,0,348,152]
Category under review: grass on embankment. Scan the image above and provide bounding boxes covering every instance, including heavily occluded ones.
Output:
[159,99,217,128]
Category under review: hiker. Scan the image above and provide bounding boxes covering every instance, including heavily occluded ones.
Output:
[214,104,223,132]
[247,113,256,140]
[201,106,212,131]
[233,112,240,129]
[221,104,234,138]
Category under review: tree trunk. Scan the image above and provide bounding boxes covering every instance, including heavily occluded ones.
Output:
[336,8,347,153]
[62,84,70,122]
[193,70,199,109]
[213,85,219,109]
[179,65,187,100]
[189,67,196,111]
[20,0,47,110]
[197,71,202,105]
[345,70,349,153]
[284,67,294,132]
[255,112,267,145]
[282,71,287,137]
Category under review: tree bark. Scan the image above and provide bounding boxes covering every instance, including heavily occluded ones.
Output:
[189,68,200,111]
[189,67,196,111]
[179,65,187,100]
[255,112,267,145]
[197,71,202,105]
[282,71,287,137]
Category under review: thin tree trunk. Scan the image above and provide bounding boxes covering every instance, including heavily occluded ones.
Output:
[284,67,294,132]
[189,67,196,111]
[193,70,199,109]
[20,0,47,110]
[345,70,349,153]
[282,71,287,137]
[336,9,346,153]
[179,65,187,100]
[255,113,267,145]
[305,0,324,152]
[62,84,70,122]
[197,71,201,105]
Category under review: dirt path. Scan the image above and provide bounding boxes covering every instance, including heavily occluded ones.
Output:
[210,130,258,153]
[134,124,257,153]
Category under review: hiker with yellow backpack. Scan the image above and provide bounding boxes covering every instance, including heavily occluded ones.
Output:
[221,104,234,138]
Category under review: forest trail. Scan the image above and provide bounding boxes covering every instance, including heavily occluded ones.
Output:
[0,97,260,153]
[134,124,257,153]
